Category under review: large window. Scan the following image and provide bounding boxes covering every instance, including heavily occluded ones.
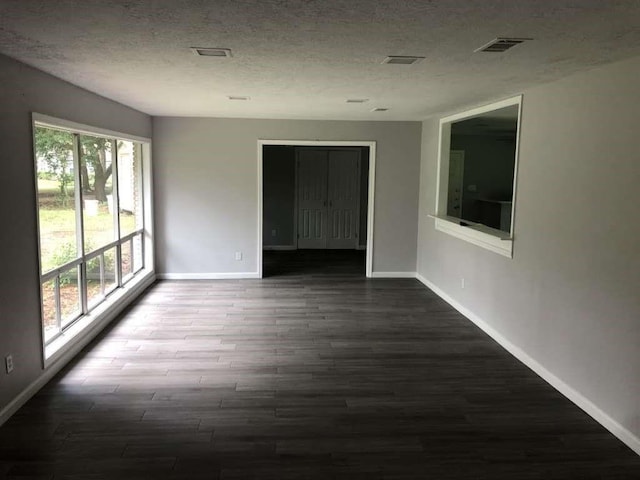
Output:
[34,118,149,351]
[434,96,522,257]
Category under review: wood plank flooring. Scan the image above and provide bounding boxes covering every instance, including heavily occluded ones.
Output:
[1,252,639,479]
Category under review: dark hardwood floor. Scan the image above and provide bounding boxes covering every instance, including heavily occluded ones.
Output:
[1,251,639,479]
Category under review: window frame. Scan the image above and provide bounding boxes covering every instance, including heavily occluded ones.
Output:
[32,113,153,365]
[433,95,523,258]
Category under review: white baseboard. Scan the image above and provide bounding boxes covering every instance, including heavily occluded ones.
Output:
[371,271,417,278]
[157,272,261,280]
[263,245,297,251]
[0,272,156,428]
[415,273,640,457]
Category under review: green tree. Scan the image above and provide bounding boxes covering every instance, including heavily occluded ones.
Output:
[80,136,112,203]
[35,127,74,205]
[35,127,115,204]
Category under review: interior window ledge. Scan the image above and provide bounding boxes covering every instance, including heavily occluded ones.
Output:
[434,216,513,258]
[44,269,155,368]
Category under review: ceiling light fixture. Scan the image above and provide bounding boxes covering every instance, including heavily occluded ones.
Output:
[381,56,424,65]
[475,38,533,53]
[228,96,250,101]
[346,99,369,103]
[371,107,389,112]
[191,47,233,57]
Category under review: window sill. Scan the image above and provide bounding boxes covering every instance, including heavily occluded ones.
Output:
[43,269,155,368]
[434,216,513,258]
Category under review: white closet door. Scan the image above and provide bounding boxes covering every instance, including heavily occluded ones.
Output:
[297,150,328,249]
[327,150,360,249]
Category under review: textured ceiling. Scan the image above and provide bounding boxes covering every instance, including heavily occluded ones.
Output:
[1,0,640,120]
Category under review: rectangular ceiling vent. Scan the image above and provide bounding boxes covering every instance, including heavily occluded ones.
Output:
[381,56,424,65]
[475,38,532,53]
[371,107,389,112]
[346,99,369,103]
[228,96,250,101]
[191,47,232,57]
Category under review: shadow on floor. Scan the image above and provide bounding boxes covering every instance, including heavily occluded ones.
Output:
[262,249,365,277]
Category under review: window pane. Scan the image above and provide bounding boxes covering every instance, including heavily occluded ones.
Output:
[103,247,118,295]
[60,266,81,329]
[117,140,144,237]
[41,279,58,343]
[80,135,115,253]
[86,248,117,308]
[121,240,133,282]
[86,253,99,308]
[132,234,144,273]
[35,127,77,273]
[448,104,518,232]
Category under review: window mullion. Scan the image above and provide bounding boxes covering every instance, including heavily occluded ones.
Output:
[54,276,62,332]
[140,233,146,272]
[137,143,145,270]
[112,137,121,241]
[112,138,123,288]
[99,254,105,297]
[73,134,88,315]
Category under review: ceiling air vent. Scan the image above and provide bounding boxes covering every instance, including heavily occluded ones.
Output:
[228,96,250,101]
[475,38,532,53]
[346,99,369,103]
[381,56,424,65]
[371,107,389,112]
[191,47,232,57]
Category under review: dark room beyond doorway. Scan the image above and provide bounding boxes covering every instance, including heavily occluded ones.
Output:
[262,145,370,277]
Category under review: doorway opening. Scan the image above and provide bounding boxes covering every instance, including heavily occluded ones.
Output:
[257,140,376,278]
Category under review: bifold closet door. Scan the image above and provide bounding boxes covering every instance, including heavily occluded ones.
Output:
[297,150,328,249]
[296,148,361,249]
[327,150,361,249]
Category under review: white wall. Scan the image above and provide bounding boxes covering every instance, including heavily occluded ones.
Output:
[153,119,422,276]
[417,55,640,449]
[0,54,151,414]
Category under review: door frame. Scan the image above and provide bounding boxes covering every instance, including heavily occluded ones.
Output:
[258,140,376,278]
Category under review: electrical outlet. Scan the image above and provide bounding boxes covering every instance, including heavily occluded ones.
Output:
[271,229,277,237]
[461,277,466,289]
[235,251,242,261]
[5,355,13,374]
